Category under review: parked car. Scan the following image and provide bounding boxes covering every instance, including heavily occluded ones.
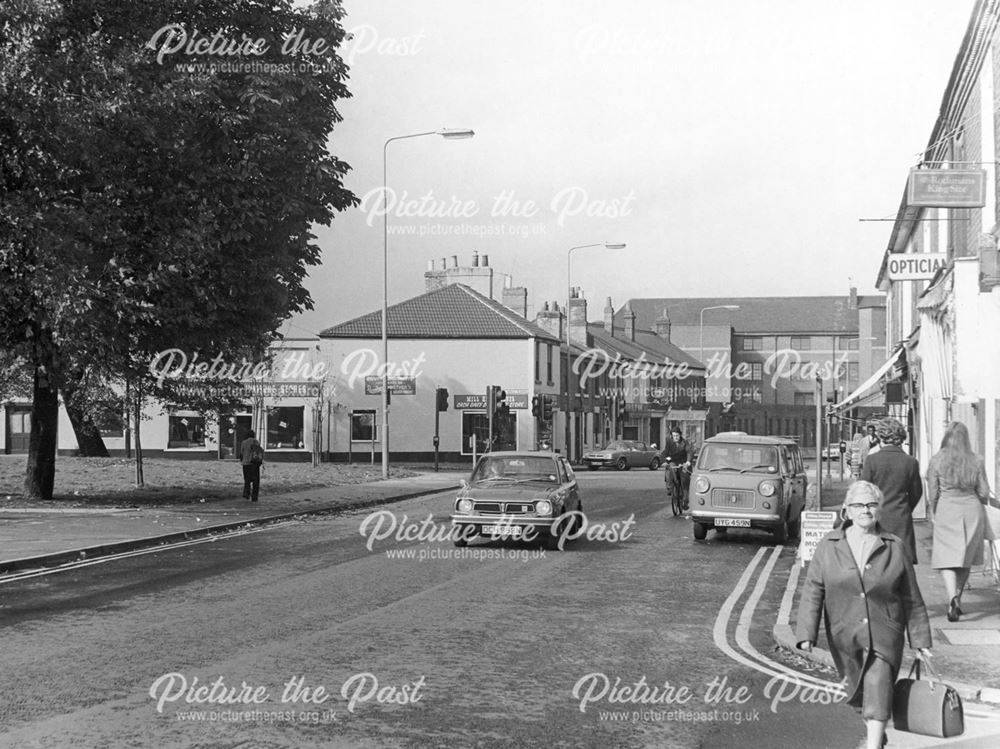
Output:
[687,432,807,544]
[450,452,583,550]
[582,440,661,471]
[819,445,850,463]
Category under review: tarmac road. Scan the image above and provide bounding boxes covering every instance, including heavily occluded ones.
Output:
[0,471,956,748]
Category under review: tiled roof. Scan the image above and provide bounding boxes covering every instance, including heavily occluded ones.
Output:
[574,324,705,371]
[618,296,884,335]
[319,284,560,341]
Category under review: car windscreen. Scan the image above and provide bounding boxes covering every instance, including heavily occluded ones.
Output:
[698,444,779,473]
[472,456,560,483]
[602,441,626,451]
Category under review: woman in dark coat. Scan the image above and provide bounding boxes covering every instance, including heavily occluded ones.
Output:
[926,421,992,621]
[797,481,932,749]
[860,417,923,564]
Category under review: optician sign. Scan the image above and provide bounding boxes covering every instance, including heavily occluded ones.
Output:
[886,253,947,282]
[907,168,986,208]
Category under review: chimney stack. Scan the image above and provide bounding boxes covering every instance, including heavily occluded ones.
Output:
[604,297,614,335]
[569,288,588,349]
[624,302,636,342]
[654,308,671,341]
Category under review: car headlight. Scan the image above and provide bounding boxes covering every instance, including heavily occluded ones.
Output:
[759,481,777,497]
[457,498,474,513]
[694,476,710,494]
[535,499,553,516]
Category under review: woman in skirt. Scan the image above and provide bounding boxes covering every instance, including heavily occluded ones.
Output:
[926,421,993,621]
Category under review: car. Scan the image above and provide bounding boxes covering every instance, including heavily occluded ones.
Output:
[687,433,808,544]
[450,451,583,550]
[820,445,850,463]
[582,440,661,471]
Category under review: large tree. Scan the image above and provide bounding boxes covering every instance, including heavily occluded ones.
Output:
[0,0,356,498]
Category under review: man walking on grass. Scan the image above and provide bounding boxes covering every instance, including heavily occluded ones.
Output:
[239,430,265,501]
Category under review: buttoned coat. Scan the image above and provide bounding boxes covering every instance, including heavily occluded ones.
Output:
[796,525,932,705]
[860,445,923,563]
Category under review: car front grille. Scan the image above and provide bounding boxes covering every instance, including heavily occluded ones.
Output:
[474,502,504,514]
[503,502,533,514]
[711,489,756,509]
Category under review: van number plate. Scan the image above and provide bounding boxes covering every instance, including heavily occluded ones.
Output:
[715,518,751,528]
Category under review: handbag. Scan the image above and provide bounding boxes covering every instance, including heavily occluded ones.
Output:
[892,658,964,737]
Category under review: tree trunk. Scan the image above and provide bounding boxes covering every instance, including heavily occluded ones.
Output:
[61,381,110,457]
[24,367,59,499]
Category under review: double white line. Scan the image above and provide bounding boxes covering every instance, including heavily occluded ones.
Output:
[713,546,845,694]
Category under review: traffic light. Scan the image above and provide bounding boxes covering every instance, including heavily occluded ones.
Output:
[436,387,449,412]
[495,389,508,419]
[541,394,553,421]
[615,396,626,420]
[531,395,541,418]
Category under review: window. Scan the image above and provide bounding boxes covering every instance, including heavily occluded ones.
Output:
[842,337,860,350]
[793,392,813,406]
[742,337,763,351]
[546,344,554,384]
[351,410,378,443]
[848,362,859,384]
[267,406,305,448]
[749,363,762,381]
[535,342,541,383]
[790,337,811,350]
[462,412,517,454]
[168,412,206,448]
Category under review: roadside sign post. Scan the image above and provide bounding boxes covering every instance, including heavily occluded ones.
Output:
[799,511,838,567]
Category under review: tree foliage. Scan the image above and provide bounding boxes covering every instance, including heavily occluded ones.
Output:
[0,0,357,497]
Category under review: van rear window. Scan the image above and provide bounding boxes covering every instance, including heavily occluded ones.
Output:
[699,444,778,472]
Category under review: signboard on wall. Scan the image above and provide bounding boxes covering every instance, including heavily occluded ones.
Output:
[907,169,986,208]
[364,376,416,395]
[886,253,947,281]
[454,393,529,409]
[799,511,838,565]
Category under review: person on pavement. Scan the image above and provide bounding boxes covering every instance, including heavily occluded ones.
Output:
[239,429,264,502]
[857,424,880,473]
[860,417,923,564]
[926,421,993,622]
[796,480,933,749]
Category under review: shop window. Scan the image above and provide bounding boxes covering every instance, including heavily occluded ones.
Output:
[168,413,206,448]
[267,406,305,449]
[461,411,518,454]
[351,410,378,443]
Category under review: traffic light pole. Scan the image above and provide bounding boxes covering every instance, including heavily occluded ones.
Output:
[434,405,440,472]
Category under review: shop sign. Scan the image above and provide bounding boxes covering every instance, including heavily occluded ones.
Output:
[453,393,530,409]
[886,253,946,281]
[364,376,416,395]
[907,169,986,208]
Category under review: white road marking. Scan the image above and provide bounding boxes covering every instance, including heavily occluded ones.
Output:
[714,545,843,692]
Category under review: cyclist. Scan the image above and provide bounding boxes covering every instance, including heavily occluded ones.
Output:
[662,428,692,509]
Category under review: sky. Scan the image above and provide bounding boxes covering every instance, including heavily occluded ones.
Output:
[286,0,978,339]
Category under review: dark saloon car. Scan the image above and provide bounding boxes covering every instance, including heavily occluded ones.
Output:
[450,452,583,550]
[582,440,661,471]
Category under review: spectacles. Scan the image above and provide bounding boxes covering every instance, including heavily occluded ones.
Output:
[846,502,880,511]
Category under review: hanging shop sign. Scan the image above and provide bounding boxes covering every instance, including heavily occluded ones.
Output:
[907,169,986,208]
[886,253,947,281]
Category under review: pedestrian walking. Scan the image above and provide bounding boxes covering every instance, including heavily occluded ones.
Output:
[926,421,993,622]
[850,430,864,479]
[857,424,880,473]
[239,429,264,501]
[860,417,923,564]
[796,480,932,749]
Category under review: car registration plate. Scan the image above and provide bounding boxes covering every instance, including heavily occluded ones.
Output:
[715,518,751,528]
[481,525,522,538]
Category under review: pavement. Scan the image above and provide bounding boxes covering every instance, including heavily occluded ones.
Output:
[0,470,463,575]
[773,476,1000,707]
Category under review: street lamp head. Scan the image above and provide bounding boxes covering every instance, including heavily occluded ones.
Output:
[438,128,475,139]
[604,242,626,250]
[722,305,740,310]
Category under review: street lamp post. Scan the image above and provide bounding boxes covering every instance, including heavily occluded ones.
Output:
[565,242,626,462]
[382,128,474,479]
[699,305,740,406]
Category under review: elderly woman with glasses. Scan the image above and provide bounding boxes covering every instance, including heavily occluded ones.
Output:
[797,481,932,749]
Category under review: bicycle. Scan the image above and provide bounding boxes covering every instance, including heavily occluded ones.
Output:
[665,462,689,516]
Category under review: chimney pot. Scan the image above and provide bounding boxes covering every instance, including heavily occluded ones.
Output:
[451,255,458,268]
[472,251,479,267]
[482,254,489,267]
